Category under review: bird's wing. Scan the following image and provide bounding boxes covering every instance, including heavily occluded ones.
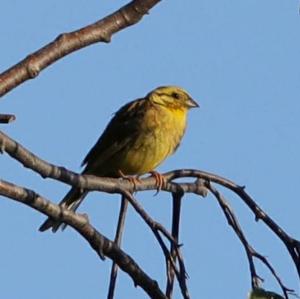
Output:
[81,98,148,174]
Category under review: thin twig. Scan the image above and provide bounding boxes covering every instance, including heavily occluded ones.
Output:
[166,191,183,298]
[120,190,179,258]
[164,169,300,280]
[107,195,129,299]
[206,182,293,299]
[253,252,295,298]
[120,190,190,299]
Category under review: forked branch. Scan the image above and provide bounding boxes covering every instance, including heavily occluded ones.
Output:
[1,129,298,298]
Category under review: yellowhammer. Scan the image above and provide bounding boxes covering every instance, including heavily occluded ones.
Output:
[39,86,198,232]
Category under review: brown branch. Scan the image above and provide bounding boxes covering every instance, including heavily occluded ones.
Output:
[206,182,293,299]
[164,170,300,280]
[206,182,261,288]
[121,190,182,272]
[122,189,192,299]
[0,179,167,299]
[0,0,161,97]
[0,114,16,124]
[252,252,295,298]
[121,190,178,244]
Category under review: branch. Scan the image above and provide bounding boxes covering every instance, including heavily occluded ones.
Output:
[0,114,16,124]
[1,129,299,276]
[0,0,161,97]
[107,195,129,299]
[164,170,300,280]
[206,182,294,299]
[1,129,298,296]
[0,179,167,299]
[166,190,189,299]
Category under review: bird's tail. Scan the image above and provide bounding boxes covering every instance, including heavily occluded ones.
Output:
[38,187,88,233]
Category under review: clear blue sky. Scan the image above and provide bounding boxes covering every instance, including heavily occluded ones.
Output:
[1,1,300,298]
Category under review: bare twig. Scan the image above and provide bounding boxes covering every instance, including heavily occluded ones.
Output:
[206,182,261,288]
[166,190,186,298]
[107,195,129,299]
[120,190,179,264]
[120,189,192,299]
[252,252,295,298]
[206,182,294,299]
[0,0,161,97]
[164,169,300,280]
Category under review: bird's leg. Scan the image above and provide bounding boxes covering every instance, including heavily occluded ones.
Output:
[118,170,141,191]
[149,171,166,194]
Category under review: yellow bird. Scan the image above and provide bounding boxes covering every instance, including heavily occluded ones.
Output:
[39,86,199,232]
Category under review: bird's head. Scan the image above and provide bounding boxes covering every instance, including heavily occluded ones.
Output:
[147,86,199,110]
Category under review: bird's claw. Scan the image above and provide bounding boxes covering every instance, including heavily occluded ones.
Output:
[149,171,166,195]
[118,170,141,192]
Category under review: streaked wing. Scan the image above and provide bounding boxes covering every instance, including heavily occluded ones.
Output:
[82,98,148,174]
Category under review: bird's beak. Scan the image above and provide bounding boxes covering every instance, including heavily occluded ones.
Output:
[187,97,199,108]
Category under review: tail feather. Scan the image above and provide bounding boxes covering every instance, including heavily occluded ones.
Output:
[39,187,88,233]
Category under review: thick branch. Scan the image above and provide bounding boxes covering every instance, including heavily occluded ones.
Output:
[0,0,161,97]
[0,179,167,299]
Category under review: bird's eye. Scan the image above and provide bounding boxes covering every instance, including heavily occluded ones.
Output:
[172,92,180,99]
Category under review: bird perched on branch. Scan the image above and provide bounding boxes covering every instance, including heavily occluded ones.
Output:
[39,86,199,232]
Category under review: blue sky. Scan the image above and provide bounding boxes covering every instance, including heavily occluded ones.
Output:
[1,1,300,298]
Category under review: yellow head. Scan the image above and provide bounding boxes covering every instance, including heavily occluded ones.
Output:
[147,86,199,110]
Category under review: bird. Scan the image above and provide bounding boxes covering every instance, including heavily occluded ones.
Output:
[39,86,199,232]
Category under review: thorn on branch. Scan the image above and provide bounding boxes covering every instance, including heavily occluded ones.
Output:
[255,208,266,222]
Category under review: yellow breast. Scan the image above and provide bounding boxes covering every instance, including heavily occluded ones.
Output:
[118,105,187,175]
